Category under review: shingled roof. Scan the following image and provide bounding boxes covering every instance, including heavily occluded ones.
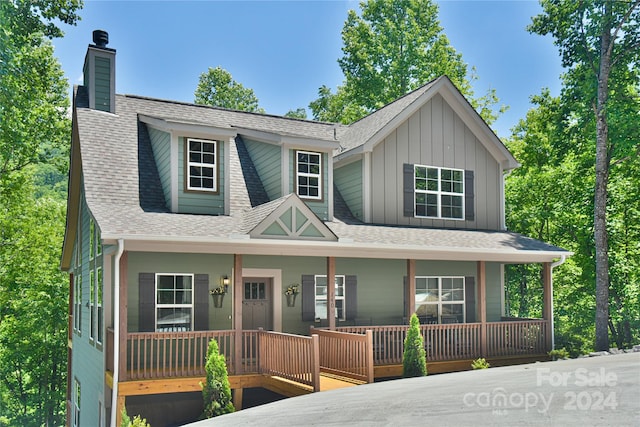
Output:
[61,83,568,270]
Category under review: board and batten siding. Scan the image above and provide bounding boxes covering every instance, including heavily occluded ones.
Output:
[243,138,282,200]
[370,93,501,230]
[147,127,172,208]
[334,159,364,221]
[93,56,111,112]
[177,137,225,215]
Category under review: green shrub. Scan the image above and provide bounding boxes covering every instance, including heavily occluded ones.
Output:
[471,358,490,369]
[403,313,427,377]
[548,348,570,360]
[201,339,235,418]
[120,407,151,427]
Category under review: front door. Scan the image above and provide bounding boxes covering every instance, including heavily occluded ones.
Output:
[242,278,273,330]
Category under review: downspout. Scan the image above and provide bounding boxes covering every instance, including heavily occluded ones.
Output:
[110,239,124,427]
[549,255,567,350]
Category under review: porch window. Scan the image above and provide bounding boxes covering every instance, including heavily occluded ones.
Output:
[296,150,322,200]
[314,275,345,320]
[186,138,217,192]
[90,270,95,341]
[156,274,193,331]
[414,165,464,219]
[97,267,103,345]
[415,276,465,323]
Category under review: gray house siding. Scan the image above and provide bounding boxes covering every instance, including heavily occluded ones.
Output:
[126,252,234,332]
[94,56,111,112]
[370,94,501,230]
[334,159,364,221]
[177,137,225,215]
[147,127,172,208]
[125,253,504,336]
[243,138,282,200]
[70,192,105,427]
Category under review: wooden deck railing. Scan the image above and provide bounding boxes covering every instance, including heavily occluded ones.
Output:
[311,328,374,383]
[338,320,548,364]
[486,320,548,357]
[259,330,320,391]
[125,330,237,380]
[111,319,549,385]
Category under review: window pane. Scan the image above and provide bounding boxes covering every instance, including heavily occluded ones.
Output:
[202,142,214,154]
[202,153,214,164]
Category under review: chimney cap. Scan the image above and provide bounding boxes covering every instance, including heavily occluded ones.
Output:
[92,30,109,48]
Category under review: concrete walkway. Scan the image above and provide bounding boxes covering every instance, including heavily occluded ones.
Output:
[186,352,640,426]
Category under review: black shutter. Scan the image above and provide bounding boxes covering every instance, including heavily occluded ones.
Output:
[194,274,209,331]
[403,163,415,217]
[139,273,155,332]
[301,275,315,321]
[464,170,475,221]
[465,276,476,322]
[403,276,407,322]
[345,275,357,320]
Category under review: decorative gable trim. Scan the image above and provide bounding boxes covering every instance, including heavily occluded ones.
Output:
[248,194,337,241]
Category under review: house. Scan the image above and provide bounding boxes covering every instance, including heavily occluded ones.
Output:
[61,31,570,427]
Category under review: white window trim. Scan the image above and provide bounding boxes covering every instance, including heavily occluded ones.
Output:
[96,267,103,346]
[296,150,322,200]
[186,137,217,192]
[314,274,346,320]
[89,269,95,342]
[414,165,465,220]
[415,276,466,323]
[74,273,82,334]
[72,378,81,427]
[155,273,194,332]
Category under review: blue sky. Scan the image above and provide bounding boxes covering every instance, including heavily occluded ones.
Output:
[53,0,564,138]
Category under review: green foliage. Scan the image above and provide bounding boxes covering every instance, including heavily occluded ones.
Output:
[121,407,151,427]
[402,314,427,377]
[548,348,570,361]
[528,0,640,352]
[194,66,264,113]
[310,0,506,125]
[471,358,490,370]
[201,339,235,418]
[0,181,68,426]
[284,108,307,120]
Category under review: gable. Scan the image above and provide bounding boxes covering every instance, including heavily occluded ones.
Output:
[248,195,337,241]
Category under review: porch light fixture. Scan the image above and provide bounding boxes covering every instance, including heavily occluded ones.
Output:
[221,275,230,291]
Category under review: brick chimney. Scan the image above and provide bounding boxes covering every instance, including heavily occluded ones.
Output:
[83,30,116,113]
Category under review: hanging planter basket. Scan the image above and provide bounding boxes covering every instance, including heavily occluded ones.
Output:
[286,293,297,307]
[212,293,224,308]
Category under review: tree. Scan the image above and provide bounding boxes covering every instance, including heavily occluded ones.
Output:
[0,0,78,188]
[194,66,264,113]
[529,0,640,351]
[284,108,308,120]
[402,314,427,377]
[310,0,505,125]
[0,1,80,424]
[0,187,69,426]
[201,339,234,418]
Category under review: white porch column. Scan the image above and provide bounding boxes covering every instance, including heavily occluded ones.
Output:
[327,257,336,330]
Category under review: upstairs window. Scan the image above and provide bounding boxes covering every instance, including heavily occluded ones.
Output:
[296,151,322,200]
[187,138,217,192]
[414,165,464,219]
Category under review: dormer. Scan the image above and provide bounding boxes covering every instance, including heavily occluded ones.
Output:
[83,30,116,113]
[236,127,340,221]
[140,115,238,215]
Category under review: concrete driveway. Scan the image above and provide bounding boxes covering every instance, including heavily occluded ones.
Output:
[187,352,640,426]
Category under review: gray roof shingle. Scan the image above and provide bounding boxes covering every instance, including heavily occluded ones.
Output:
[73,88,568,262]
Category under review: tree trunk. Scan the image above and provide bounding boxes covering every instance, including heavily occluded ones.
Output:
[594,2,612,352]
